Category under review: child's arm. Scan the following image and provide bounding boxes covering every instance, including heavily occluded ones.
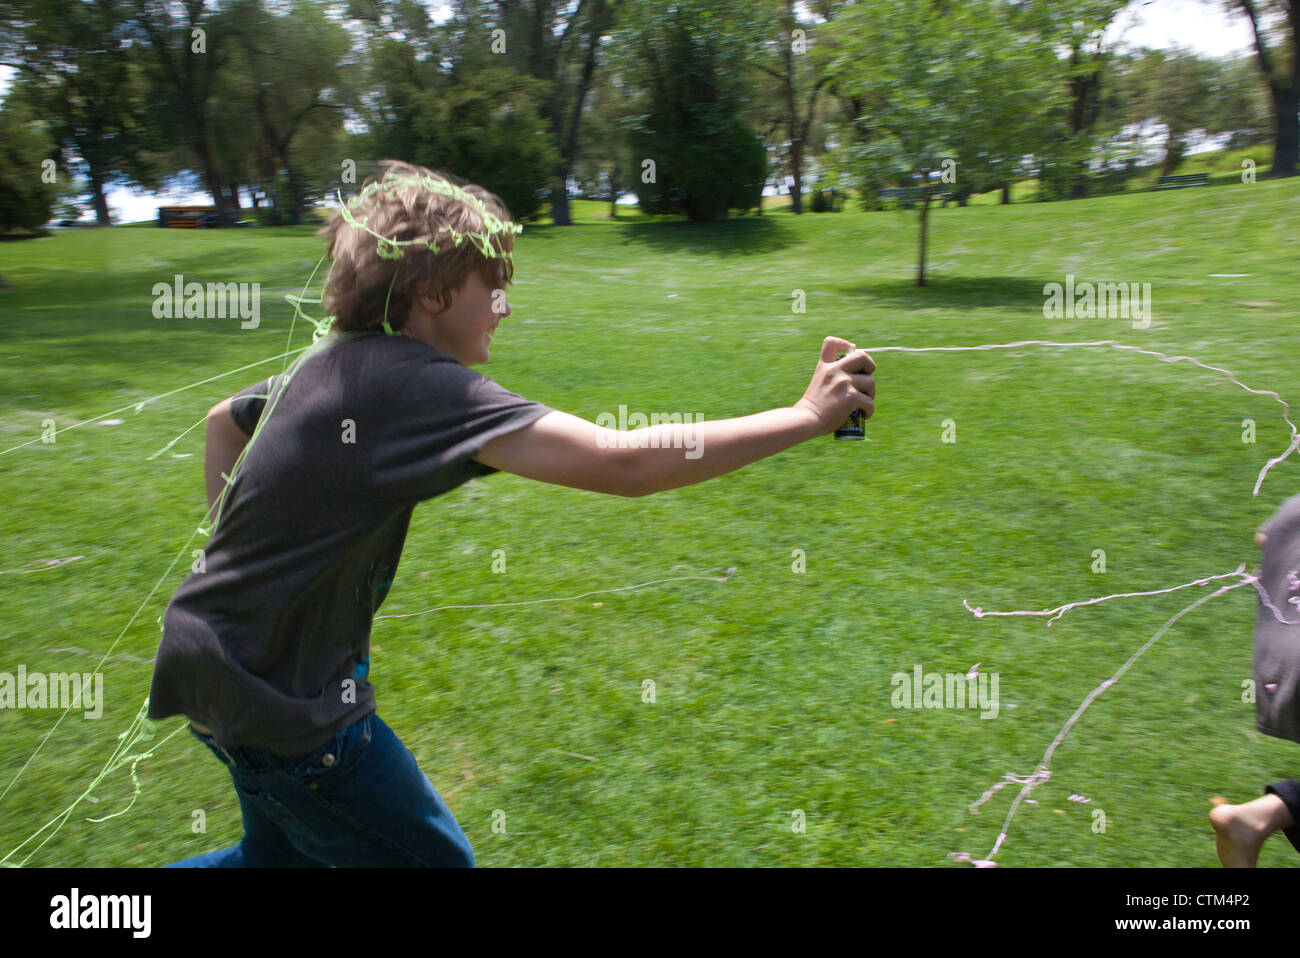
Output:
[474,337,875,497]
[205,398,251,514]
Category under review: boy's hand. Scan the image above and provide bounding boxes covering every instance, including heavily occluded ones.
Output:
[794,336,876,436]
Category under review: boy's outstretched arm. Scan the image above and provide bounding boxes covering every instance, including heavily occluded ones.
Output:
[204,398,251,514]
[474,337,875,498]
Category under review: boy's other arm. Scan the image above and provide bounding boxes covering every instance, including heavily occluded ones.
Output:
[205,398,251,513]
[473,337,875,498]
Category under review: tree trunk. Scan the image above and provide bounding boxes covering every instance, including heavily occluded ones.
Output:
[1001,184,1011,205]
[545,0,609,226]
[790,140,804,214]
[916,194,931,287]
[1161,137,1186,176]
[1268,83,1299,178]
[89,173,111,226]
[1237,0,1299,179]
[197,137,233,226]
[283,156,305,225]
[551,175,573,226]
[191,102,233,226]
[1066,59,1102,198]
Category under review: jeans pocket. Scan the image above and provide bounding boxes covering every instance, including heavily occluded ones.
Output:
[292,712,374,785]
[191,726,236,770]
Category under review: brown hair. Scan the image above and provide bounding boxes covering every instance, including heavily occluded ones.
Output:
[317,160,517,333]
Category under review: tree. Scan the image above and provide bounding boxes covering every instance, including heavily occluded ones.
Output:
[1120,48,1248,175]
[613,0,769,221]
[1216,54,1277,147]
[751,0,832,213]
[1226,0,1298,177]
[0,95,60,231]
[824,0,1064,285]
[227,0,350,223]
[130,0,259,225]
[1022,0,1127,200]
[0,0,160,225]
[350,1,559,220]
[461,0,623,225]
[570,58,637,217]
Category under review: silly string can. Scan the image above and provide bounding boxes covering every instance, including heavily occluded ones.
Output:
[835,409,866,441]
[834,350,867,441]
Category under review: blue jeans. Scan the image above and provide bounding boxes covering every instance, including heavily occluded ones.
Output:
[165,711,475,867]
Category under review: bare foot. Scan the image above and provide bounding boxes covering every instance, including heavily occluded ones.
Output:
[1210,795,1291,867]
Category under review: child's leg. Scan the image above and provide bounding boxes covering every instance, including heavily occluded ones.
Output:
[1209,783,1299,867]
[1265,781,1300,852]
[164,727,326,868]
[165,783,328,867]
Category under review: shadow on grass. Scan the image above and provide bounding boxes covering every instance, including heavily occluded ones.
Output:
[841,275,1055,309]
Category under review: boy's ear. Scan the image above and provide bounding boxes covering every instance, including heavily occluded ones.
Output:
[412,280,441,316]
[412,279,432,313]
[1257,529,1268,549]
[414,278,460,316]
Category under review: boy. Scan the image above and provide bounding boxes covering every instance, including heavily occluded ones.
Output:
[150,160,876,867]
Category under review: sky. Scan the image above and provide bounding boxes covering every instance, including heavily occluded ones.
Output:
[0,0,1268,223]
[1105,0,1258,56]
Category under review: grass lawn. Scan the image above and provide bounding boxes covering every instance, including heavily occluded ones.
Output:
[1,174,1299,867]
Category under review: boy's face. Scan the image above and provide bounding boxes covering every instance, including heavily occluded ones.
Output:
[406,261,511,366]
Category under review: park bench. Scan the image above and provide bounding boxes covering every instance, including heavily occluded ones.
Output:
[878,186,953,208]
[1154,172,1211,190]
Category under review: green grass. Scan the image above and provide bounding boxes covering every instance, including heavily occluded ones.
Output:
[2,175,1299,867]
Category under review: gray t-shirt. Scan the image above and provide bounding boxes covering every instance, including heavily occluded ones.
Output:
[147,330,553,753]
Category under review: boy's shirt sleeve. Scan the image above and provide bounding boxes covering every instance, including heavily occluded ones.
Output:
[372,357,554,501]
[228,377,278,437]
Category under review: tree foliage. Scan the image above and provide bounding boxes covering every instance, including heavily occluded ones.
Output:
[823,0,1064,282]
[0,95,60,231]
[612,0,768,220]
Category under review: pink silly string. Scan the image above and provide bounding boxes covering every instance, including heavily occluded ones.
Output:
[863,340,1299,497]
[953,573,1257,866]
[1241,569,1300,627]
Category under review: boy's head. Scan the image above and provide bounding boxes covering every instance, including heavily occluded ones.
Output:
[318,160,519,342]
